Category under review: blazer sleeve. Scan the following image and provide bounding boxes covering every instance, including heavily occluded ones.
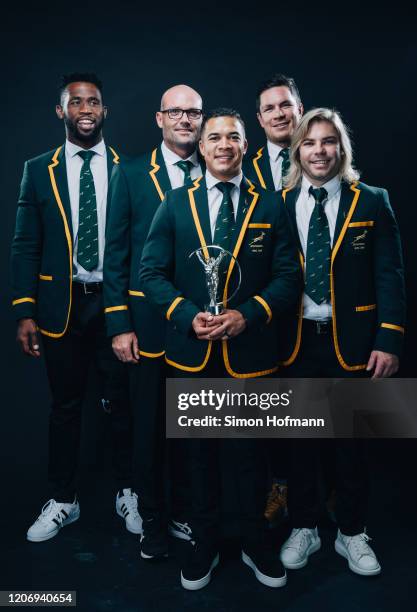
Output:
[10,161,42,321]
[372,188,406,357]
[139,196,200,335]
[103,164,134,337]
[235,199,303,327]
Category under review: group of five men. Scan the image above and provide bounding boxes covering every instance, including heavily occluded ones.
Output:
[11,72,405,591]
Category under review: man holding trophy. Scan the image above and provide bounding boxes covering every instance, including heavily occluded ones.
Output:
[140,108,301,590]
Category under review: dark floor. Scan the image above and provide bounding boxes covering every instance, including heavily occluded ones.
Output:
[1,441,416,612]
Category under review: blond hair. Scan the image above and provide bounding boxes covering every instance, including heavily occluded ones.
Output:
[284,108,360,190]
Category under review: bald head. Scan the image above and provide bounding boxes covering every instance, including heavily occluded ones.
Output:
[156,84,203,159]
[160,84,202,111]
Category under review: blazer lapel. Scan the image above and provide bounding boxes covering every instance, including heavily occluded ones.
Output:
[188,176,212,256]
[252,145,275,190]
[282,187,302,253]
[48,145,73,239]
[106,145,120,179]
[149,146,172,201]
[333,181,361,249]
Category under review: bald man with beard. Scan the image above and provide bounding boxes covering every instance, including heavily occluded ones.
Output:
[104,85,204,559]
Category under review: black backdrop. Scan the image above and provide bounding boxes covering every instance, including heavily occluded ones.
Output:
[1,1,416,514]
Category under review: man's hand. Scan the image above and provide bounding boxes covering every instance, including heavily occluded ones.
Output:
[17,318,40,357]
[366,350,399,378]
[192,312,222,340]
[207,309,247,341]
[112,332,140,364]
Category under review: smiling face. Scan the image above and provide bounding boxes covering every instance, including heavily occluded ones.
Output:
[156,85,202,158]
[299,119,342,186]
[56,81,107,148]
[199,115,248,181]
[257,85,303,147]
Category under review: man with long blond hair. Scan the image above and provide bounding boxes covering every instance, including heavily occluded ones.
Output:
[277,108,405,576]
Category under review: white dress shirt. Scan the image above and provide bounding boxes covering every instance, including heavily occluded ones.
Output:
[65,139,108,283]
[267,140,286,191]
[160,141,202,189]
[205,170,242,239]
[295,175,342,320]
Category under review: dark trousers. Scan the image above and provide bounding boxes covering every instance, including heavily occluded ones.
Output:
[285,319,369,535]
[131,356,189,522]
[42,283,132,502]
[172,342,269,548]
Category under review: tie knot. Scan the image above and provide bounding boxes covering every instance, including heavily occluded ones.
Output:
[78,150,95,164]
[279,147,290,162]
[309,186,328,205]
[216,182,234,197]
[175,160,193,173]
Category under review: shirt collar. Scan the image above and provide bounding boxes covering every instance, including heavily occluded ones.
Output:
[161,141,199,167]
[65,139,106,158]
[267,140,284,162]
[205,169,243,191]
[301,174,341,201]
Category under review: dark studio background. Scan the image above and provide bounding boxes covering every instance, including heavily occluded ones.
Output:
[0,2,416,611]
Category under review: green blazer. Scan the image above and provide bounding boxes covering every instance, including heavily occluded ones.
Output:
[277,181,406,370]
[103,146,174,357]
[11,144,121,338]
[243,145,275,191]
[139,175,302,378]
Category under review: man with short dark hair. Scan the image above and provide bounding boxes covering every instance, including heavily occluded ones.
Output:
[104,84,204,560]
[140,107,301,589]
[278,107,405,577]
[11,73,138,542]
[244,73,303,191]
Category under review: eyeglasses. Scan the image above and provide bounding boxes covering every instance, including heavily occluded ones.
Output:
[160,108,203,121]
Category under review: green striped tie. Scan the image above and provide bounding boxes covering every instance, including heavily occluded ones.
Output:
[175,160,194,186]
[213,182,235,296]
[77,150,98,271]
[305,186,331,305]
[279,147,290,181]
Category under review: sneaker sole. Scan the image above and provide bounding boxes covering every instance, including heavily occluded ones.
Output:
[334,539,381,576]
[116,509,143,535]
[280,537,321,569]
[140,549,169,560]
[26,512,80,543]
[168,526,192,541]
[181,554,219,591]
[242,552,287,588]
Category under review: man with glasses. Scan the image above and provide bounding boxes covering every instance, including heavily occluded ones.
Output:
[104,84,203,559]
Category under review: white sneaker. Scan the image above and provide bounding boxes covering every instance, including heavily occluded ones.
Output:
[27,499,80,542]
[335,529,381,576]
[116,489,142,534]
[280,527,321,569]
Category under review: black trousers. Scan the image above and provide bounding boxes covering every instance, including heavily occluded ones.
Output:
[172,342,269,548]
[131,356,189,522]
[285,319,369,535]
[42,283,132,502]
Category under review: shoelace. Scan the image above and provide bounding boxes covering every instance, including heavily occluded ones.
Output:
[289,528,313,550]
[122,491,140,519]
[173,520,192,536]
[345,533,374,559]
[37,500,64,526]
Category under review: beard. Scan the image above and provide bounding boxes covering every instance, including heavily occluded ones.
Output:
[64,114,105,144]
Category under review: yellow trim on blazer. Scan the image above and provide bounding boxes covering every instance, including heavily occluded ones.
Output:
[381,323,404,333]
[280,250,304,367]
[252,148,267,190]
[109,147,120,164]
[149,148,165,202]
[39,274,53,281]
[140,350,165,358]
[39,146,73,339]
[166,341,213,372]
[222,341,279,378]
[330,182,367,371]
[356,304,376,312]
[104,305,128,313]
[188,176,209,261]
[248,223,271,229]
[12,297,36,306]
[129,290,145,297]
[166,296,185,321]
[253,295,272,323]
[348,221,374,228]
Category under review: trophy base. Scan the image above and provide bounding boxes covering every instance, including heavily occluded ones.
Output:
[205,304,223,315]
